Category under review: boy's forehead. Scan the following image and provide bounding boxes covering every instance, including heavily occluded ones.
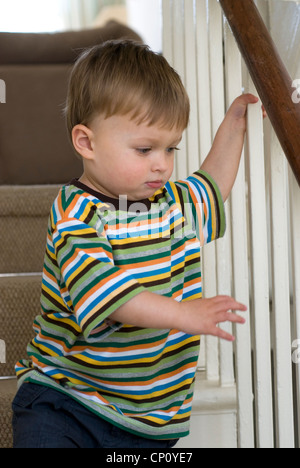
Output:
[136,124,183,144]
[93,111,184,140]
[129,106,185,132]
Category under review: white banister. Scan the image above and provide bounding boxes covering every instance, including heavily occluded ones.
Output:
[224,20,254,448]
[290,169,300,447]
[268,125,294,447]
[162,0,300,449]
[246,78,274,448]
[290,42,300,440]
[203,0,221,382]
[208,0,235,387]
[184,0,200,174]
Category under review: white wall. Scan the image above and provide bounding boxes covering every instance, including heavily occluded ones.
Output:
[126,0,162,52]
[268,0,300,77]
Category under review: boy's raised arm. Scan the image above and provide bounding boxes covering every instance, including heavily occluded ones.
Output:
[111,96,259,340]
[200,94,260,201]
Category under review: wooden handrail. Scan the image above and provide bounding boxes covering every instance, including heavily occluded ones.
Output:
[219,0,300,187]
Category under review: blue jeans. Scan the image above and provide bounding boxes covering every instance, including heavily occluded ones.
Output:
[12,383,179,449]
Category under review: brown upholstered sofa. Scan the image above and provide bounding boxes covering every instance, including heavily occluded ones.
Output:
[0,21,141,448]
[0,20,141,185]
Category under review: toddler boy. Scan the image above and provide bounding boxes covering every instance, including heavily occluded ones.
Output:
[13,40,258,448]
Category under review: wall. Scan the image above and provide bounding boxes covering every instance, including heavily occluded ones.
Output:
[126,0,162,52]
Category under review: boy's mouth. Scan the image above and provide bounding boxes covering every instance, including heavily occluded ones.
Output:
[146,181,163,189]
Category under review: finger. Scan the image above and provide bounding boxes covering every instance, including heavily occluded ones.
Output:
[217,311,246,326]
[262,105,268,119]
[214,327,235,342]
[240,93,259,104]
[227,312,246,325]
[229,300,248,313]
[232,302,248,312]
[214,296,247,313]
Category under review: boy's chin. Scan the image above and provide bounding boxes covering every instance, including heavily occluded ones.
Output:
[125,188,160,202]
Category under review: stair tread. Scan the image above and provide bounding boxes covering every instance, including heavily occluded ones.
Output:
[0,379,17,449]
[0,185,61,216]
[0,275,42,377]
[0,185,60,273]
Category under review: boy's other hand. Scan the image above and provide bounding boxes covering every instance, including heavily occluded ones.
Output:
[180,296,247,342]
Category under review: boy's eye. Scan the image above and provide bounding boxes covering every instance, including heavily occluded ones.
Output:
[136,147,180,155]
[137,148,152,155]
[167,147,180,154]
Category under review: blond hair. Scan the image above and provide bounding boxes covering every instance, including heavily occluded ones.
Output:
[65,40,190,140]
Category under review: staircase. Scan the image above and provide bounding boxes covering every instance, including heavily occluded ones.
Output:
[0,185,60,448]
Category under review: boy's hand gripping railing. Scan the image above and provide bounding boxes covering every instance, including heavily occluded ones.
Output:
[219,0,300,187]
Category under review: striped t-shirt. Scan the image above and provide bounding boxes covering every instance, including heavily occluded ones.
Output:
[16,170,225,440]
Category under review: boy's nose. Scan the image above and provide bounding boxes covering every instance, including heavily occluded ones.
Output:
[152,153,169,173]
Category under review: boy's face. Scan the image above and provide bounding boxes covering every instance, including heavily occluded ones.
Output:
[78,114,183,201]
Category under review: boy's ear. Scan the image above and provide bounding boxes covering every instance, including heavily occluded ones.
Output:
[72,124,94,160]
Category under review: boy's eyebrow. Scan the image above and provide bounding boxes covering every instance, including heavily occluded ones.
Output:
[167,137,183,148]
[132,136,183,147]
[173,136,183,146]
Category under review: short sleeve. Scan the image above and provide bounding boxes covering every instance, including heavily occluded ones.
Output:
[166,170,226,246]
[53,217,145,339]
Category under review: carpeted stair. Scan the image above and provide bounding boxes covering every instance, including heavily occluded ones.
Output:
[0,185,60,448]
